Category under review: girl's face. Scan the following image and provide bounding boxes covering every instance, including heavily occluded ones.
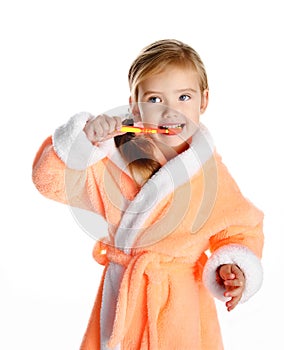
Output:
[131,65,208,153]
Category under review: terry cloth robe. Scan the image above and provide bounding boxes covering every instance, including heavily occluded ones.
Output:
[32,112,264,350]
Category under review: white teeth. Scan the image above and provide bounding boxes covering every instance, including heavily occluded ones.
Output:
[159,124,183,129]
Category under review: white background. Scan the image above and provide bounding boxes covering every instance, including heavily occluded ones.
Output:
[1,0,283,348]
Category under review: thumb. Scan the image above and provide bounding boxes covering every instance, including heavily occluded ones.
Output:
[231,264,244,280]
[219,264,235,280]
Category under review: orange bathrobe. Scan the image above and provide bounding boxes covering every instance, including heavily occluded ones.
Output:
[32,112,264,350]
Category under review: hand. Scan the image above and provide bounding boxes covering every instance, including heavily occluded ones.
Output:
[217,264,245,312]
[84,114,122,144]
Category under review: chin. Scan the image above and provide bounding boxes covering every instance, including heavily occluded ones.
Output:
[160,134,189,148]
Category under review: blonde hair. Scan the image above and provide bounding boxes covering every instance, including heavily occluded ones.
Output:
[128,39,208,101]
[115,39,209,185]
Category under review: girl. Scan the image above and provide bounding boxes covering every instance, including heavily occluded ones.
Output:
[32,39,264,349]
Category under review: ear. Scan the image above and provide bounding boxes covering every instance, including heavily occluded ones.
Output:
[200,89,209,114]
[129,96,141,122]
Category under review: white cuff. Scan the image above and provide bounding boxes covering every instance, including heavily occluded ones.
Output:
[202,244,263,303]
[52,112,107,170]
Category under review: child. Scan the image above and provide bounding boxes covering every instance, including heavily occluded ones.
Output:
[32,39,264,349]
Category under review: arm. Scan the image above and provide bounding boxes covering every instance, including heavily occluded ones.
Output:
[203,235,263,309]
[32,112,116,212]
[202,155,264,309]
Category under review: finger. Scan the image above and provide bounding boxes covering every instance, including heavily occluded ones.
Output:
[94,122,105,139]
[215,271,223,286]
[231,265,245,281]
[224,278,244,288]
[219,264,235,281]
[84,119,100,143]
[225,285,244,298]
[226,294,242,311]
[95,115,117,140]
[113,116,122,131]
[104,115,116,132]
[84,115,123,143]
[98,115,112,136]
[99,115,122,137]
[85,115,104,139]
[102,116,123,138]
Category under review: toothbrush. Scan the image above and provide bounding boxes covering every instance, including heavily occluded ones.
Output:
[120,125,182,135]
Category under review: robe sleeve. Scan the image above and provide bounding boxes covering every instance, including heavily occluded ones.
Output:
[32,112,109,216]
[202,154,264,303]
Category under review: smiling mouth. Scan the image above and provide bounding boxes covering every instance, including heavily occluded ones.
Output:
[158,123,185,135]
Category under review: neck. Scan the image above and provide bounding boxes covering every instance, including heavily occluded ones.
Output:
[153,137,192,163]
[172,137,192,155]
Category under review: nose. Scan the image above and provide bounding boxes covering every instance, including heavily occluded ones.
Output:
[160,105,179,119]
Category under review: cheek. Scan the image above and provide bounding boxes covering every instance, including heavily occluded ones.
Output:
[139,103,163,126]
[186,121,200,140]
[184,105,201,124]
[187,114,200,125]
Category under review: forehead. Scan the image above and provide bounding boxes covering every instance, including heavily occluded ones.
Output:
[138,65,200,91]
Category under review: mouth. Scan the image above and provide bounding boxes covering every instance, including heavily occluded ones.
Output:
[158,123,185,135]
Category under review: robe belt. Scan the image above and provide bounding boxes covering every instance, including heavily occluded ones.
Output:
[93,240,207,348]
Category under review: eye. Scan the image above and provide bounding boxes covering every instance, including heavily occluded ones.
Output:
[148,96,162,103]
[179,95,191,101]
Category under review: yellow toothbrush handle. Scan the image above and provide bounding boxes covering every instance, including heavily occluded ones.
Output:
[120,125,182,135]
[121,126,161,134]
[120,126,143,133]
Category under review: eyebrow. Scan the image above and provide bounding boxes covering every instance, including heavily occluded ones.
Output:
[174,88,198,93]
[142,91,161,98]
[142,88,198,98]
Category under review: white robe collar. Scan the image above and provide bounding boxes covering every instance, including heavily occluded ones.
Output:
[112,123,215,252]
